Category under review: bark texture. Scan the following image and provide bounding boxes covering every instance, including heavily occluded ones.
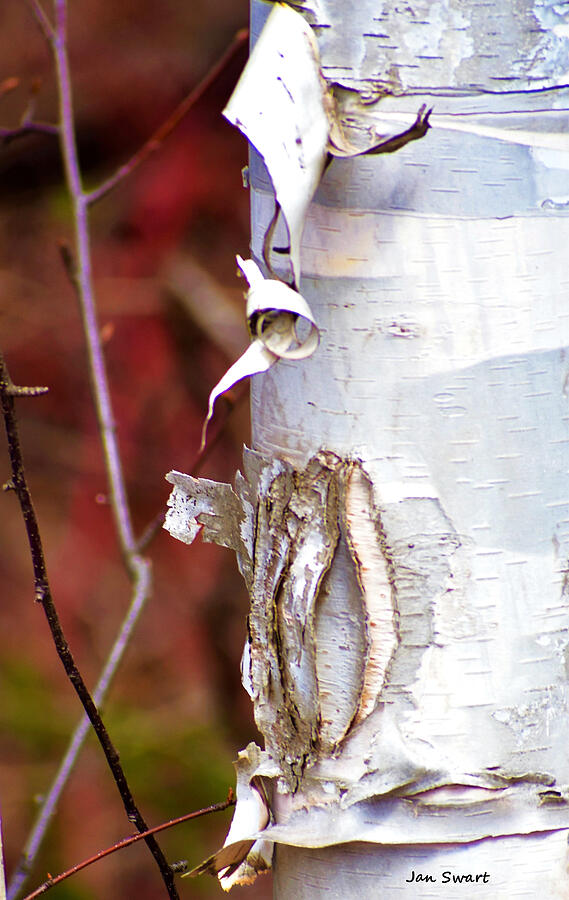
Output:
[250,0,569,894]
[166,0,569,894]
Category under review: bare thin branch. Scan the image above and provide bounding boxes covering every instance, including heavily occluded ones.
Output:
[4,383,49,397]
[0,353,178,900]
[5,1,179,896]
[7,7,246,899]
[51,1,136,566]
[6,562,151,900]
[8,386,241,897]
[23,0,54,43]
[21,792,235,900]
[1,820,7,900]
[0,122,58,143]
[0,71,58,144]
[87,28,248,205]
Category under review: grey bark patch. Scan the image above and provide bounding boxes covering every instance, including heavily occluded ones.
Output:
[168,450,406,790]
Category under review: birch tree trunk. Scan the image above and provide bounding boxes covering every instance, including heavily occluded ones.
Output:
[166,0,569,896]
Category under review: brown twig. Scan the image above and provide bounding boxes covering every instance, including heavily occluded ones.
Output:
[22,791,235,900]
[0,352,178,899]
[87,27,248,205]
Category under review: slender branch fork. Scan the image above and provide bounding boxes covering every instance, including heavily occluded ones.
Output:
[1,2,246,898]
[21,792,235,900]
[52,0,137,566]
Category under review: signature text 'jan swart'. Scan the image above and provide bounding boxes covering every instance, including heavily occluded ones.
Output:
[406,870,491,884]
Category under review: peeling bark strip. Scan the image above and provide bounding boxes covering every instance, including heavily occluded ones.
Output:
[200,258,320,449]
[187,743,273,890]
[342,464,399,728]
[225,3,432,286]
[165,450,400,786]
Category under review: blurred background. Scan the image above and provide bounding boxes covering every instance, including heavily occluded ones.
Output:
[0,1,272,897]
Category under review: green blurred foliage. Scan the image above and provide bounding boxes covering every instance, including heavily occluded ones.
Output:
[2,655,75,758]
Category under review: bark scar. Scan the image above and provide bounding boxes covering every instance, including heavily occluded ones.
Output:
[165,451,402,788]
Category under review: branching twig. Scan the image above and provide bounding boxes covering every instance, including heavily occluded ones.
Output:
[22,791,235,900]
[24,0,54,42]
[4,4,247,897]
[51,0,137,567]
[48,0,171,869]
[1,809,8,900]
[4,0,180,895]
[7,386,241,894]
[87,27,248,205]
[0,354,178,900]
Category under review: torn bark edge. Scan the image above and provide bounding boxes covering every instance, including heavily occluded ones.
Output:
[163,454,402,784]
[327,101,432,157]
[226,4,432,289]
[184,741,569,890]
[164,454,569,888]
[164,470,253,588]
[184,743,275,891]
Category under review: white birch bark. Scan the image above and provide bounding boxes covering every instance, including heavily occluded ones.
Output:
[166,0,569,894]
